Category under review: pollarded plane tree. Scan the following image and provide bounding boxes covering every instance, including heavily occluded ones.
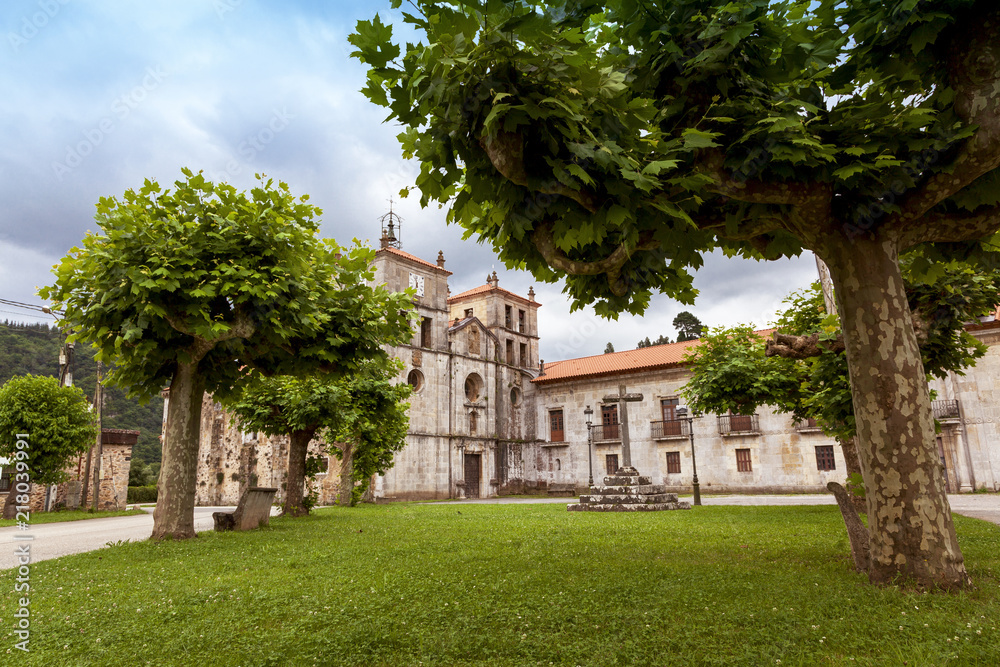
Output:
[351,1,1000,588]
[40,170,415,539]
[682,260,1000,571]
[227,357,410,516]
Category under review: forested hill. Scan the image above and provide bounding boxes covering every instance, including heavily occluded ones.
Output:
[0,320,164,464]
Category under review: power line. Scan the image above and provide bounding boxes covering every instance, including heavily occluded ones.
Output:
[0,297,62,317]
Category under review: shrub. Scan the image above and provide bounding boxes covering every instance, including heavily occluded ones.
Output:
[127,485,158,503]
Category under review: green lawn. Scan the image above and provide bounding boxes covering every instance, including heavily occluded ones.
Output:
[3,503,999,666]
[0,508,146,528]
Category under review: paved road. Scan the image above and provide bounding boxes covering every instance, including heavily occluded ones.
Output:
[3,495,998,570]
[435,493,1000,525]
[0,506,260,570]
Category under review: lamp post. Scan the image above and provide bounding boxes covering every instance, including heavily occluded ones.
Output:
[677,406,701,506]
[584,405,594,488]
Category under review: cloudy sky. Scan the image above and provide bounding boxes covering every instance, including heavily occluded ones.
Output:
[0,0,819,362]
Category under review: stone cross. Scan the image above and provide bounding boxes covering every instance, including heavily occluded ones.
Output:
[602,384,644,472]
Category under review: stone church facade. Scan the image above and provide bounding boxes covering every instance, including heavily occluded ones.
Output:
[180,242,1000,505]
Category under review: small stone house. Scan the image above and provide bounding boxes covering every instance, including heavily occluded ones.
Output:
[0,428,137,514]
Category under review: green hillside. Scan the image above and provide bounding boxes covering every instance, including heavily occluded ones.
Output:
[0,321,165,464]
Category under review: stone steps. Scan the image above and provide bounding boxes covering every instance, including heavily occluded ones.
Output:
[578,493,678,504]
[567,471,691,512]
[587,484,667,495]
[568,501,691,512]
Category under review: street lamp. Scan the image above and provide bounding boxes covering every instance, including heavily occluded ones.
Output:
[676,406,701,506]
[584,405,594,488]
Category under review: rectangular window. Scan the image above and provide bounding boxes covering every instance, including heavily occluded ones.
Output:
[505,305,513,328]
[816,445,836,471]
[420,317,432,348]
[602,405,619,440]
[519,342,527,367]
[660,397,682,436]
[506,339,514,364]
[464,308,473,318]
[606,454,619,475]
[736,448,752,473]
[518,309,526,332]
[666,451,681,474]
[315,456,329,474]
[0,470,9,492]
[549,410,564,442]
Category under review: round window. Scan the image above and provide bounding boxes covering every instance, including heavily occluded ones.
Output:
[407,369,424,392]
[464,373,484,401]
[510,387,522,406]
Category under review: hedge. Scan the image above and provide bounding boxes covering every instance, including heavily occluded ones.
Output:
[127,485,158,504]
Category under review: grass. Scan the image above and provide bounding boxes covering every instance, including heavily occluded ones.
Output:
[0,507,146,528]
[3,503,999,666]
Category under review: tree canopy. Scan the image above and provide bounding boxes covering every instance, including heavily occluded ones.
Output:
[351,0,1000,588]
[673,311,706,342]
[637,334,672,348]
[0,374,97,487]
[40,170,415,538]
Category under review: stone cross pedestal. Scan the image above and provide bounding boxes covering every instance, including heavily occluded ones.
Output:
[568,384,690,512]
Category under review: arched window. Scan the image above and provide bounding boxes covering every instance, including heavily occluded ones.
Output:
[464,373,484,402]
[407,369,424,392]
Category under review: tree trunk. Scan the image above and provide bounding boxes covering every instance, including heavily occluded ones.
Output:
[827,481,870,573]
[823,236,969,589]
[2,483,22,520]
[283,428,316,517]
[151,362,206,540]
[838,436,867,514]
[338,441,355,507]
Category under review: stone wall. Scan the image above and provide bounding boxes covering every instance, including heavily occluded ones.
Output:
[0,433,134,515]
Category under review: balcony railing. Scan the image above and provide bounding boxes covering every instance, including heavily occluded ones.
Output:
[717,413,760,436]
[591,423,621,442]
[932,399,961,420]
[795,417,822,432]
[651,419,691,439]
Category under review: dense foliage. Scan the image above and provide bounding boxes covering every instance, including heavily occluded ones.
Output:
[0,374,97,486]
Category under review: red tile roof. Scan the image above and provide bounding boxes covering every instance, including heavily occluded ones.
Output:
[377,247,452,275]
[534,329,775,385]
[448,283,540,308]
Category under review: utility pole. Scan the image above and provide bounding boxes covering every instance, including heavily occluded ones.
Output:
[90,361,104,512]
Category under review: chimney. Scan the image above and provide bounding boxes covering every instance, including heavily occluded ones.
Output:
[437,251,445,268]
[538,359,545,375]
[528,286,535,302]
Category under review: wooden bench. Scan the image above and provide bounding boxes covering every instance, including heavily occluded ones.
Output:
[213,487,278,531]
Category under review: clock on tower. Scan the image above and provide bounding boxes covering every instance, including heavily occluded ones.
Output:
[408,272,425,297]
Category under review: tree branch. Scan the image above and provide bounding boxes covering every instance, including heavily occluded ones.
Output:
[480,130,600,213]
[697,215,786,241]
[532,220,658,296]
[886,8,1000,232]
[698,150,833,209]
[765,331,846,359]
[898,205,1000,249]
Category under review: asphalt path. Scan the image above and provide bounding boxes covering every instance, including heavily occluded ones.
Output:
[2,495,998,570]
[0,506,261,570]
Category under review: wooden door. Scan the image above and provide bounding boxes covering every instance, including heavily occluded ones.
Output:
[464,453,481,499]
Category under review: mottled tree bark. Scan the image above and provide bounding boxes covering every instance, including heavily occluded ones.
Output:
[338,441,355,507]
[838,436,867,514]
[823,237,969,589]
[283,428,317,517]
[827,481,870,573]
[152,361,206,540]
